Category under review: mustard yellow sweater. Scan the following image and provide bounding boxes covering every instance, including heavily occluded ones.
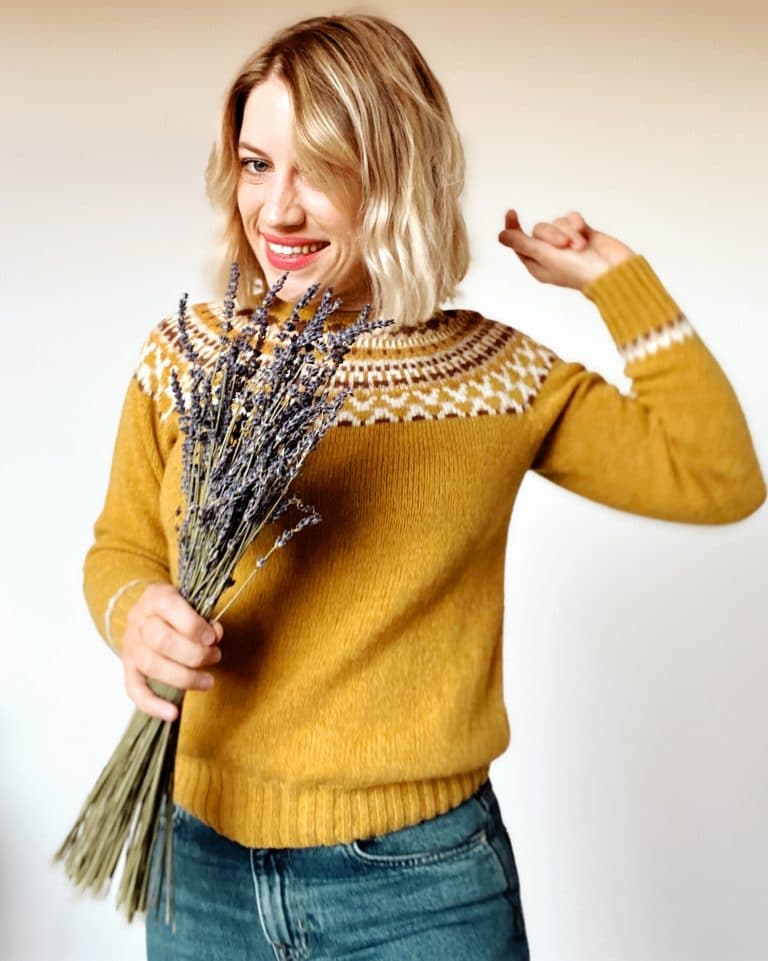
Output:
[83,254,765,849]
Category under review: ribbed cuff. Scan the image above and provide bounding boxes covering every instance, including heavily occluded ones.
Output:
[581,254,684,347]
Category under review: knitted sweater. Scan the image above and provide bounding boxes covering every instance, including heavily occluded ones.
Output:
[83,254,765,848]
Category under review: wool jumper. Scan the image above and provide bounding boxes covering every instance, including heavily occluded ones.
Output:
[83,254,766,849]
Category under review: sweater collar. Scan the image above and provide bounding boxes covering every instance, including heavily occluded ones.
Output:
[223,297,466,355]
[264,295,374,331]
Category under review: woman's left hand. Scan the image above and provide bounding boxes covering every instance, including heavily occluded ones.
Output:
[498,209,636,291]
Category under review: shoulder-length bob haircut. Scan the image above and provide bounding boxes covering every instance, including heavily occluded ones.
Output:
[205,14,470,331]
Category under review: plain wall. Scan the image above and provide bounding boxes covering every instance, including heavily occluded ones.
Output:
[1,1,766,959]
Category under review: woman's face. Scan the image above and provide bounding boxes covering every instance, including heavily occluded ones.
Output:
[237,73,370,309]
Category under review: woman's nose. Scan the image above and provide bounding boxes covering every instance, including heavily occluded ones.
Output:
[263,171,304,226]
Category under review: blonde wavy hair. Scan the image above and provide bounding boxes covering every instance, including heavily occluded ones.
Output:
[205,13,470,330]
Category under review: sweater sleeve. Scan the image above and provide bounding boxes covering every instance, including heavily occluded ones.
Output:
[82,335,174,656]
[528,254,766,524]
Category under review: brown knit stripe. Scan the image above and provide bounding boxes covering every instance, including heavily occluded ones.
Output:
[618,314,695,365]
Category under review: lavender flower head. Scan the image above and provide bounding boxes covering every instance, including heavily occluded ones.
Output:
[169,264,395,618]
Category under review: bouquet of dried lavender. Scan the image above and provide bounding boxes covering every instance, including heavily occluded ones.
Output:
[54,265,393,925]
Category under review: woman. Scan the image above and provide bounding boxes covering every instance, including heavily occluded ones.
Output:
[82,13,766,961]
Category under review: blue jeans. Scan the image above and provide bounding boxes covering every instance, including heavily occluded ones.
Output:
[146,777,530,960]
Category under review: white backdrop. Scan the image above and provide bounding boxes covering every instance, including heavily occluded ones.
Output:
[1,1,766,959]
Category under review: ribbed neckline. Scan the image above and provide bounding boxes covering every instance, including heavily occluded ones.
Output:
[267,295,374,330]
[226,297,468,355]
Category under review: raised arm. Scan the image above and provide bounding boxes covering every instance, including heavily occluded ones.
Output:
[500,209,766,524]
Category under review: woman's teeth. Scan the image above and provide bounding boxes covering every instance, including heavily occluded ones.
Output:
[267,241,328,256]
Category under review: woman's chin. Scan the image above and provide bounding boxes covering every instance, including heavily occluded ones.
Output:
[262,270,334,303]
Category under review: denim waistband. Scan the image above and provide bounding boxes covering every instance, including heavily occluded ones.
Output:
[172,776,500,864]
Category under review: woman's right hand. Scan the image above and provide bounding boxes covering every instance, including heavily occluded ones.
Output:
[122,583,224,721]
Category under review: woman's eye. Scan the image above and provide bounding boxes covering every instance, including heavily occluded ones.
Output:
[240,159,269,178]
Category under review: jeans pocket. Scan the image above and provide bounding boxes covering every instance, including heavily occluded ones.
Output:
[483,820,521,893]
[476,789,522,892]
[345,787,490,868]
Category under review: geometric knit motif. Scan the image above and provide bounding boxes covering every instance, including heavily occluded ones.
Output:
[134,301,692,427]
[618,314,694,365]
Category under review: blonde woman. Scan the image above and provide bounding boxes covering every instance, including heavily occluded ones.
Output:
[83,13,766,961]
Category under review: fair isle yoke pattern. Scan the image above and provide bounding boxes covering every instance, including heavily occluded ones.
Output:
[332,311,559,425]
[134,301,692,428]
[134,303,561,426]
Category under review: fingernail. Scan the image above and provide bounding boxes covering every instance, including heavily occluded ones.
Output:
[200,675,214,689]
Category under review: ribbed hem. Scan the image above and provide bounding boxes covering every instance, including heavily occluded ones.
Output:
[173,754,491,849]
[580,254,685,347]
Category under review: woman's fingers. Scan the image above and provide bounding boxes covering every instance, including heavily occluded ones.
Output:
[553,212,589,248]
[121,583,225,719]
[132,644,217,694]
[501,208,590,256]
[498,209,550,262]
[533,219,577,248]
[138,583,218,647]
[500,209,580,257]
[499,207,635,288]
[124,663,180,721]
[499,207,598,288]
[139,613,222,669]
[566,210,588,231]
[125,640,218,721]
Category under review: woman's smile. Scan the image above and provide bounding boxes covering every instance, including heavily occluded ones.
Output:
[262,232,331,269]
